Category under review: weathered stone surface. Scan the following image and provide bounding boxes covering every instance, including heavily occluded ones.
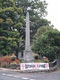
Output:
[23,12,34,62]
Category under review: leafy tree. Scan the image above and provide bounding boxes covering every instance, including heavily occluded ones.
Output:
[35,26,53,38]
[0,0,24,57]
[15,0,52,41]
[32,26,60,61]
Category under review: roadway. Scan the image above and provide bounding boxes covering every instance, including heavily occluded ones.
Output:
[0,68,60,80]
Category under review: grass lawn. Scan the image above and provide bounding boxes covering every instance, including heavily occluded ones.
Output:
[57,64,60,69]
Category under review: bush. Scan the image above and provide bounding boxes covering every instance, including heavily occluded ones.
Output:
[34,53,39,60]
[0,55,20,68]
[10,62,17,66]
[43,56,49,63]
[14,59,20,64]
[10,54,16,61]
[0,56,11,63]
[1,62,9,68]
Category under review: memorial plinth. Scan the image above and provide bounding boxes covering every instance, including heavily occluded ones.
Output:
[23,12,33,62]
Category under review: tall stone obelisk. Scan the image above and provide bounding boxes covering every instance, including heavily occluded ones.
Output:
[25,12,30,51]
[23,12,33,62]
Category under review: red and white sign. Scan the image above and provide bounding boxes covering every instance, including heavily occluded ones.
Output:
[20,63,49,70]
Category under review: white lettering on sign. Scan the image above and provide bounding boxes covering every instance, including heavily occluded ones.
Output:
[20,63,49,70]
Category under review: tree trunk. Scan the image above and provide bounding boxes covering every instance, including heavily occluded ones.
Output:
[16,42,19,59]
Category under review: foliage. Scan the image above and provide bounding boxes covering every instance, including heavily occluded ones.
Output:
[10,62,17,66]
[35,26,53,38]
[32,26,60,61]
[14,59,20,64]
[0,55,11,63]
[0,55,20,68]
[0,0,24,56]
[10,54,16,61]
[1,62,8,68]
[0,0,53,58]
[43,56,49,63]
[57,65,60,69]
[34,53,39,60]
[15,0,52,45]
[15,0,47,16]
[33,53,49,63]
[34,59,49,63]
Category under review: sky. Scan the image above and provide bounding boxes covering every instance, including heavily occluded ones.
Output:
[45,0,60,31]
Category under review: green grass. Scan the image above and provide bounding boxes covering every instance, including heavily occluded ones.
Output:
[34,59,49,63]
[57,65,60,69]
[19,59,22,63]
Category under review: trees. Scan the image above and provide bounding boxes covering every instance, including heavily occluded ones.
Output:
[35,26,53,38]
[15,0,51,40]
[15,0,47,16]
[32,26,60,61]
[0,0,53,58]
[0,0,24,57]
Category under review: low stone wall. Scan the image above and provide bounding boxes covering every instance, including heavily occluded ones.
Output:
[49,60,58,71]
[49,60,57,67]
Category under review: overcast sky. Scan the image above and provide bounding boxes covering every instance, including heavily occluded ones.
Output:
[45,0,60,31]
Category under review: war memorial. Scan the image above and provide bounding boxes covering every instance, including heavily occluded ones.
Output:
[23,12,33,62]
[20,11,57,72]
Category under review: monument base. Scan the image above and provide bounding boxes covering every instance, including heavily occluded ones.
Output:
[23,50,34,63]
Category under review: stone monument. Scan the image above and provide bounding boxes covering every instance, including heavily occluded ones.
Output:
[23,12,33,62]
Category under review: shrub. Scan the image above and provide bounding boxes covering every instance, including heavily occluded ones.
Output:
[10,54,16,61]
[0,55,20,68]
[0,56,11,63]
[34,53,39,60]
[10,62,17,66]
[14,59,20,64]
[0,57,2,62]
[1,62,8,68]
[43,56,49,63]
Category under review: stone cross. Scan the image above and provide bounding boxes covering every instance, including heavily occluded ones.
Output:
[23,12,33,62]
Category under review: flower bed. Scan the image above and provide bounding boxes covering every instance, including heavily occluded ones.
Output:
[0,55,20,69]
[33,53,49,63]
